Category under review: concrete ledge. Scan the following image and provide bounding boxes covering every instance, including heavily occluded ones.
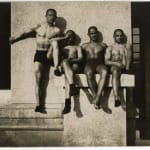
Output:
[54,74,135,87]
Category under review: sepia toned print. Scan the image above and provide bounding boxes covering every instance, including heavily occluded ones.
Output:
[2,1,149,147]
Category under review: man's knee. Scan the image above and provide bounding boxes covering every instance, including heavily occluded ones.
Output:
[101,69,108,78]
[51,40,59,49]
[112,70,120,79]
[85,70,94,79]
[35,71,42,84]
[62,60,70,70]
[62,59,69,64]
[72,64,81,73]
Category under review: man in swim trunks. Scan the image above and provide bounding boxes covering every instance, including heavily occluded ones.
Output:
[10,9,64,113]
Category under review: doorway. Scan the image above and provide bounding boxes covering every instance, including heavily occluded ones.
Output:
[132,2,150,140]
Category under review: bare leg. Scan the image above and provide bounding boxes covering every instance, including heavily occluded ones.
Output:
[50,40,61,76]
[62,75,71,114]
[73,89,83,118]
[82,88,93,104]
[101,88,112,114]
[112,69,121,107]
[51,40,59,69]
[40,64,50,110]
[34,62,44,112]
[84,70,97,98]
[62,59,74,84]
[93,66,108,107]
[62,60,78,96]
[119,87,126,111]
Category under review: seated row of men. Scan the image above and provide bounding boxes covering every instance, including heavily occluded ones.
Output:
[10,9,131,114]
[50,27,131,115]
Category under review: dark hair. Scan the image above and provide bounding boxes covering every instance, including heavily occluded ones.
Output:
[46,9,57,16]
[66,30,76,38]
[113,29,124,38]
[88,26,98,34]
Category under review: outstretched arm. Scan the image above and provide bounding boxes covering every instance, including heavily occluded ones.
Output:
[10,24,40,44]
[49,30,72,42]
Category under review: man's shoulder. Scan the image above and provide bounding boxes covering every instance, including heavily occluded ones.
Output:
[106,44,113,51]
[81,42,90,48]
[53,25,60,31]
[101,42,108,49]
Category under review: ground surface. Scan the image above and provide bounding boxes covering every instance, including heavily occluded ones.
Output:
[63,90,126,146]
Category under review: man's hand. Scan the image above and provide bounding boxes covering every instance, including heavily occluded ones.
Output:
[65,32,72,39]
[9,37,16,44]
[115,62,125,69]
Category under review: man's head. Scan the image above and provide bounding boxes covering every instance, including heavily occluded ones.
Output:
[88,26,98,42]
[113,29,125,44]
[45,9,57,25]
[65,30,76,45]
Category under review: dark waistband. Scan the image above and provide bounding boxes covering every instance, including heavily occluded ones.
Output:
[36,50,48,53]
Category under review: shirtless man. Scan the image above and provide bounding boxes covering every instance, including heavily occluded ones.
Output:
[82,26,109,110]
[10,9,64,113]
[61,30,83,116]
[105,29,129,107]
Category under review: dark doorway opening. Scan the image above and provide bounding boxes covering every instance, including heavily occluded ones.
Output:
[0,3,11,89]
[132,2,150,141]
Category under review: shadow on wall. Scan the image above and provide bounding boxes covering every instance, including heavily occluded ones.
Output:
[97,30,103,43]
[75,33,81,45]
[123,34,127,44]
[56,17,67,33]
[56,17,82,45]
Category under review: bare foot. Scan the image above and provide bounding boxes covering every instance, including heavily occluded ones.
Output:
[83,88,94,104]
[102,106,112,114]
[121,102,126,111]
[94,104,101,109]
[74,107,83,118]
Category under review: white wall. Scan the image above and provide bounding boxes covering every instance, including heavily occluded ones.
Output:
[11,2,131,103]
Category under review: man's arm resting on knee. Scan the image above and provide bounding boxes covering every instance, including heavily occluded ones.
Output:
[68,46,83,63]
[105,46,124,68]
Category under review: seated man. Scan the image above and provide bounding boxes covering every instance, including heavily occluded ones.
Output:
[105,29,129,107]
[82,26,111,113]
[59,30,83,115]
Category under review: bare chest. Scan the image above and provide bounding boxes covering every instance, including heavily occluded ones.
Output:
[63,46,78,58]
[85,44,104,55]
[36,25,58,39]
[111,45,125,56]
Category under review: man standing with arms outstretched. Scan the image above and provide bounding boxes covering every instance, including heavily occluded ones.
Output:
[10,9,64,113]
[82,26,111,113]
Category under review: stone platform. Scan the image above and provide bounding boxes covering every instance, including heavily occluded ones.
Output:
[0,103,64,146]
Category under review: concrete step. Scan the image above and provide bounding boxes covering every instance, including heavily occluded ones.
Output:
[0,118,63,131]
[0,103,64,130]
[0,103,63,118]
[0,103,64,146]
